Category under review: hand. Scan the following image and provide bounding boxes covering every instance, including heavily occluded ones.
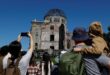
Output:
[17,34,22,42]
[74,47,82,52]
[27,32,32,38]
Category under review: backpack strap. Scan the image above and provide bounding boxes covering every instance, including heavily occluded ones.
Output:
[5,57,22,75]
[15,57,21,67]
[7,56,22,69]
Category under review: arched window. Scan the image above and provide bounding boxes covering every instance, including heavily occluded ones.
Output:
[50,25,54,30]
[62,19,65,23]
[50,35,54,41]
[35,43,38,50]
[54,18,59,22]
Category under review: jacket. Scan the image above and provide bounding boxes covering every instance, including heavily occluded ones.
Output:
[82,34,108,54]
[59,51,86,75]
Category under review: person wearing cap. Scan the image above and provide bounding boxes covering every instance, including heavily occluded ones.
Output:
[59,27,90,75]
[72,27,101,75]
[74,22,110,75]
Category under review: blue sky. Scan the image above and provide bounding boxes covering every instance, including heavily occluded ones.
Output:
[0,0,110,49]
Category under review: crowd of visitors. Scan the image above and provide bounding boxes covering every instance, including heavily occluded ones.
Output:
[0,21,110,75]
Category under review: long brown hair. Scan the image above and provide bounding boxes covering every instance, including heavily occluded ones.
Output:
[42,52,51,75]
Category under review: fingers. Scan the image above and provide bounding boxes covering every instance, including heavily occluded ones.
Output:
[27,32,31,37]
[74,47,82,52]
[17,32,32,42]
[17,34,22,42]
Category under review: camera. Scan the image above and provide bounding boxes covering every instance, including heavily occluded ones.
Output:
[21,32,28,37]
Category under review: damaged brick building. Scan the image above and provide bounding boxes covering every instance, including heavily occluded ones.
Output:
[31,8,73,54]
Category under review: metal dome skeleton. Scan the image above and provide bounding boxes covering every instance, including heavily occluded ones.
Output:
[44,8,66,19]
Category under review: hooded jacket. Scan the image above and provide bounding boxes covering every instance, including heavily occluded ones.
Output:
[82,34,108,54]
[82,22,109,54]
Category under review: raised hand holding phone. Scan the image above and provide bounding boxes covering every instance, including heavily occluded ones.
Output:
[21,32,28,37]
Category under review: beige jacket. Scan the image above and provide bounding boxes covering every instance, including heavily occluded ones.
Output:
[82,34,108,54]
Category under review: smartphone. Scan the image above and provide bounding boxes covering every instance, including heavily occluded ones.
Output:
[21,32,28,37]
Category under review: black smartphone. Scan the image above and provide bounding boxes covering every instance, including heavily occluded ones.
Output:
[21,32,28,37]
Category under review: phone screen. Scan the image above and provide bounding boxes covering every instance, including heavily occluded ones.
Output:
[21,32,28,36]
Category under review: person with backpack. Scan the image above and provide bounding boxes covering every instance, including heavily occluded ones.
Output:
[73,26,101,75]
[74,22,110,75]
[3,32,34,75]
[0,45,9,75]
[59,27,88,75]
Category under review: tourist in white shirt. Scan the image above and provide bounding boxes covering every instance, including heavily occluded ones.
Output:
[3,32,34,75]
